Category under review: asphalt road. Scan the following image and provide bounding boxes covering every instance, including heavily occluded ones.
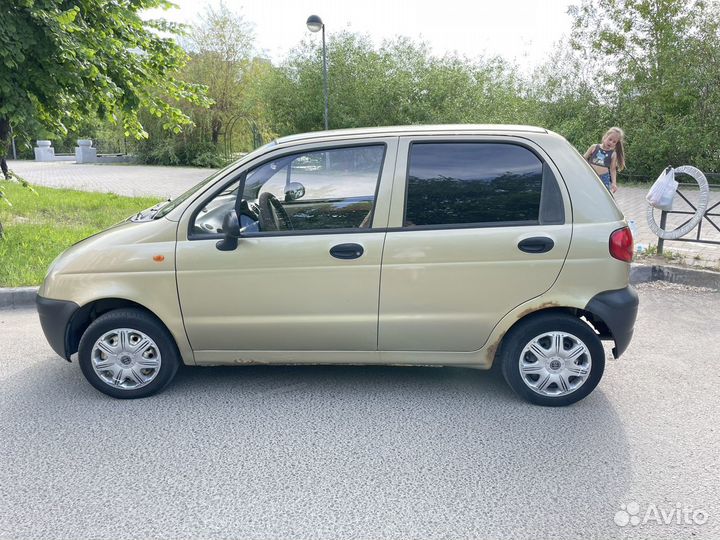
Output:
[1,282,718,540]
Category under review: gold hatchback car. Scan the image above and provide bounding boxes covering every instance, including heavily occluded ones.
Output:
[37,125,638,406]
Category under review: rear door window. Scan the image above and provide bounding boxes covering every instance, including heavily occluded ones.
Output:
[405,142,556,227]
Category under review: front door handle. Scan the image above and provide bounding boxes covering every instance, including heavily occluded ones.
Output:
[518,236,554,254]
[330,243,364,260]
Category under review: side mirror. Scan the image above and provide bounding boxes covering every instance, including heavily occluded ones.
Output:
[216,210,241,251]
[284,181,306,202]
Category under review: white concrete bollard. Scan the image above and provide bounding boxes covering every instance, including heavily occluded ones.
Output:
[75,139,97,164]
[34,140,56,162]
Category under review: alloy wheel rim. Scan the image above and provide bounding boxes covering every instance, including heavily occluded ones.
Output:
[91,328,162,390]
[518,331,592,397]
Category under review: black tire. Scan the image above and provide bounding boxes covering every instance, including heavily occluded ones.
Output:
[78,308,181,399]
[500,313,605,406]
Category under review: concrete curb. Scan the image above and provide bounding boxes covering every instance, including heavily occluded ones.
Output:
[0,287,39,309]
[630,263,720,290]
[1,263,717,310]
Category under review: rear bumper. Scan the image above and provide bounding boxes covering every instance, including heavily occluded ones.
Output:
[585,286,639,358]
[36,295,79,361]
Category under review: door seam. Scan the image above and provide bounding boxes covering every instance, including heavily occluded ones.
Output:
[376,136,400,351]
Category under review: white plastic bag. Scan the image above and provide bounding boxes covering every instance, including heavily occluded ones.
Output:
[646,167,678,211]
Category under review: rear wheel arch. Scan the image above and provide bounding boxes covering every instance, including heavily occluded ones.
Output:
[492,306,610,365]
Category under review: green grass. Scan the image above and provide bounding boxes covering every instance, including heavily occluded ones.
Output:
[0,181,161,287]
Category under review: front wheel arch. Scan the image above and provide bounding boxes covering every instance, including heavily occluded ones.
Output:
[67,298,169,359]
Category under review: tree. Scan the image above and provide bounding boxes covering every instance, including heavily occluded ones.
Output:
[530,44,614,152]
[182,3,255,147]
[263,32,533,136]
[0,0,209,177]
[563,0,720,177]
[132,4,274,166]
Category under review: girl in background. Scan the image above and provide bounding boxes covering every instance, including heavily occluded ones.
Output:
[584,127,626,193]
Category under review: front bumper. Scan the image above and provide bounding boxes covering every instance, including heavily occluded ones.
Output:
[585,286,639,358]
[36,295,79,361]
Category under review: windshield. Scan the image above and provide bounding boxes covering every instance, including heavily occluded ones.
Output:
[153,141,277,219]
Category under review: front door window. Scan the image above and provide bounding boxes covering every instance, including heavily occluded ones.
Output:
[192,145,386,236]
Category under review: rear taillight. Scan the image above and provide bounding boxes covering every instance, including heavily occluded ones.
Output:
[609,226,634,262]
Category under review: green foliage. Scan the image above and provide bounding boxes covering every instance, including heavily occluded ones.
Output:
[181,4,255,147]
[543,0,720,179]
[132,4,271,165]
[0,0,209,142]
[263,32,537,136]
[191,148,231,168]
[132,111,232,167]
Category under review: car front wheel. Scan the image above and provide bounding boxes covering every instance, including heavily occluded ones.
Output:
[500,313,605,406]
[78,308,180,399]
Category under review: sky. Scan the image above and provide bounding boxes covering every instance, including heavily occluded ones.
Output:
[144,0,576,74]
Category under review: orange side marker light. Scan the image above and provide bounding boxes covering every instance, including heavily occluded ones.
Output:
[153,255,165,262]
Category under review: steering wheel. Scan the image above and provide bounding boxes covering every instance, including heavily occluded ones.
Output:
[258,192,293,231]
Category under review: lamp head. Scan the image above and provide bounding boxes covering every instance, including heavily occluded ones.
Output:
[306,15,323,32]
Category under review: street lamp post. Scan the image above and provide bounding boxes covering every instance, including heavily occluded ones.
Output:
[306,14,328,130]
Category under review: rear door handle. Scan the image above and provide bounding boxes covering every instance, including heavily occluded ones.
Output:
[330,243,364,260]
[518,236,554,254]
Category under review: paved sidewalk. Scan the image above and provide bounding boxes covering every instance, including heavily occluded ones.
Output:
[7,160,217,199]
[7,159,720,268]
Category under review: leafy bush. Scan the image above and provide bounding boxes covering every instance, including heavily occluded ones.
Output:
[191,149,231,168]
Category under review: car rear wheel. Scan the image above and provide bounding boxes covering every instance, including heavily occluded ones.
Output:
[500,313,605,406]
[78,309,180,399]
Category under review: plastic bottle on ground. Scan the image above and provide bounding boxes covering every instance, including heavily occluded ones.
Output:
[628,219,639,239]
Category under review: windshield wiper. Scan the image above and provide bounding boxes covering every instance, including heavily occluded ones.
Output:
[131,199,171,222]
[149,198,171,216]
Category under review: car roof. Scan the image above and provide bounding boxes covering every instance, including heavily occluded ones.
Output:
[275,124,548,145]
